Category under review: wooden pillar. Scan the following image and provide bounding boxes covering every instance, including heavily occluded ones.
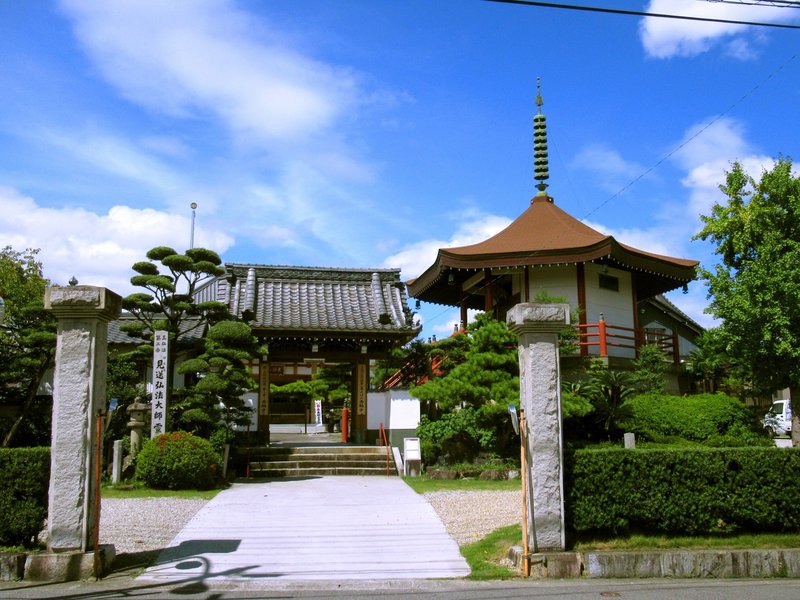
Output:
[460,290,468,331]
[352,359,369,442]
[258,356,270,443]
[576,263,587,357]
[630,272,641,357]
[484,269,493,314]
[524,266,530,302]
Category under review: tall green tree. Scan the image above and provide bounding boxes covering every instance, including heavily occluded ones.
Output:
[121,246,229,349]
[694,158,800,444]
[177,321,261,436]
[412,312,518,412]
[120,247,230,416]
[0,247,56,447]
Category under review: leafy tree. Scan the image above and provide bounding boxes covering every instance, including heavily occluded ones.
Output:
[176,320,261,437]
[584,359,636,437]
[693,158,800,443]
[121,246,229,350]
[120,246,233,432]
[412,312,518,412]
[104,350,147,449]
[686,328,731,394]
[0,247,56,447]
[631,344,668,395]
[371,340,435,390]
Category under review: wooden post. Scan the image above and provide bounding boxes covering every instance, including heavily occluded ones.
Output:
[598,317,608,358]
[520,409,530,577]
[672,332,680,365]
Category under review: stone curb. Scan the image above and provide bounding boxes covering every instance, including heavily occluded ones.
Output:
[509,545,800,578]
[1,545,115,582]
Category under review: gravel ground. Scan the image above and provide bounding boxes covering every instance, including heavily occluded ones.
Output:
[424,490,521,546]
[100,489,520,555]
[100,498,208,555]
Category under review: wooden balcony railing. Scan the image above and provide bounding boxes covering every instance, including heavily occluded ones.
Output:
[575,318,680,365]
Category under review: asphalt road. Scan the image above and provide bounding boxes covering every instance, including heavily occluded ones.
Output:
[3,576,800,599]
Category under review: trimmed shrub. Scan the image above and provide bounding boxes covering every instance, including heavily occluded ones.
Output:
[567,447,800,536]
[417,407,500,465]
[135,432,220,490]
[0,447,49,548]
[619,393,763,444]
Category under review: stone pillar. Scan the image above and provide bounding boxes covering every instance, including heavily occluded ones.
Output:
[44,286,121,552]
[507,303,569,552]
[111,440,123,484]
[126,398,149,456]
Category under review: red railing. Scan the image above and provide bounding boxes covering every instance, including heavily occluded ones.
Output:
[381,354,445,390]
[576,319,680,365]
[378,422,392,476]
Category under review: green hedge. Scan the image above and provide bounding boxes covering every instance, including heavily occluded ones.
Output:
[618,393,766,445]
[0,447,50,548]
[568,447,800,536]
[136,432,221,490]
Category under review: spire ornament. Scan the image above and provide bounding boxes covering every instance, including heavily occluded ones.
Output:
[533,77,549,197]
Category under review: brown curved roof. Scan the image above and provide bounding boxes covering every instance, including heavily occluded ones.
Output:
[408,195,698,305]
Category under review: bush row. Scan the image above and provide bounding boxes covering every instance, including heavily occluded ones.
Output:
[618,393,768,446]
[568,447,800,536]
[0,447,49,548]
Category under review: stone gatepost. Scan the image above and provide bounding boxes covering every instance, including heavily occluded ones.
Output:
[44,286,121,553]
[507,303,569,552]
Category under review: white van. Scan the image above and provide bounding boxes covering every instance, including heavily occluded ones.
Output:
[763,399,792,437]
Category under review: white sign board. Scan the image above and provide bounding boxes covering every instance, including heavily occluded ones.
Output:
[404,437,421,461]
[150,330,169,437]
[314,399,323,426]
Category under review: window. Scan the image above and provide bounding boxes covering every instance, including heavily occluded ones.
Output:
[599,274,619,292]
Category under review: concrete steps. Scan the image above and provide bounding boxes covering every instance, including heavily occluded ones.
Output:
[245,445,397,477]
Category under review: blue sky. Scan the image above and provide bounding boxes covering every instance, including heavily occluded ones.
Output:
[1,1,798,338]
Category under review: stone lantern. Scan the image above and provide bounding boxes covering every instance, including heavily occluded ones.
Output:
[127,397,150,456]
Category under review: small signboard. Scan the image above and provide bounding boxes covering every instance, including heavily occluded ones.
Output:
[150,330,169,437]
[404,437,421,461]
[403,437,422,476]
[314,399,323,426]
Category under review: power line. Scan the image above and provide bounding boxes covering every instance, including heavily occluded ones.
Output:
[704,1,800,8]
[484,0,800,28]
[582,50,797,220]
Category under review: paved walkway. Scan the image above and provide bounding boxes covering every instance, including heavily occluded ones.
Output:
[137,476,470,583]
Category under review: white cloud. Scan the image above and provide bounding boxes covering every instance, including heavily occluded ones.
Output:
[571,144,650,193]
[672,117,750,171]
[665,284,719,330]
[59,0,361,143]
[640,0,797,59]
[583,218,680,258]
[672,117,774,220]
[0,186,234,297]
[382,207,512,280]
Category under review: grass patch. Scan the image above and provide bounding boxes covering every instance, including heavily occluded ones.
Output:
[402,476,521,494]
[461,524,522,579]
[101,481,222,500]
[573,532,800,551]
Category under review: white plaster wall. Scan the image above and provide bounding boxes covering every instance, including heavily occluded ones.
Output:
[641,317,698,358]
[524,265,579,306]
[367,392,388,429]
[367,390,420,430]
[584,263,635,359]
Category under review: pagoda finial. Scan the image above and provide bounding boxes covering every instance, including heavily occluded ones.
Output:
[533,77,549,197]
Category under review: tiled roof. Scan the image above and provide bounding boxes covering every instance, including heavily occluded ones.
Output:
[409,195,699,304]
[107,313,205,345]
[195,265,418,337]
